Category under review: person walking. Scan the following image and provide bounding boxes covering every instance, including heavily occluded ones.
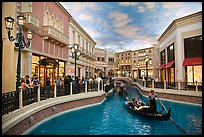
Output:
[46,77,51,99]
[56,77,62,96]
[64,76,69,95]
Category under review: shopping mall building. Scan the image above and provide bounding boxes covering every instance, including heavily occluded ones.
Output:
[2,2,97,93]
[157,11,202,83]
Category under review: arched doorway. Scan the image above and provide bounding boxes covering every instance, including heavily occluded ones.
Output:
[108,69,115,77]
[32,55,65,86]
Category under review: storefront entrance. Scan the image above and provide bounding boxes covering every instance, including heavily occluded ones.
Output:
[32,54,65,86]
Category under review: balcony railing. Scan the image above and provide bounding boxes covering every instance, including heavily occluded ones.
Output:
[43,25,68,46]
[21,12,40,30]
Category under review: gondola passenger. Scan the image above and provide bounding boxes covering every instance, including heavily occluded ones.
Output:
[149,90,157,113]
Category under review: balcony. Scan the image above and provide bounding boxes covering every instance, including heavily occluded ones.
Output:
[43,25,68,46]
[82,50,88,57]
[21,12,39,31]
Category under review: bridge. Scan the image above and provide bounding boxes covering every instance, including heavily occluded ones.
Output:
[113,77,132,86]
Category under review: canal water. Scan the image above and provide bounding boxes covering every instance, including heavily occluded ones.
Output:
[26,87,202,135]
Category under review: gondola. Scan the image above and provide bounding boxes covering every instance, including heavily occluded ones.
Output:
[118,87,128,96]
[125,101,171,121]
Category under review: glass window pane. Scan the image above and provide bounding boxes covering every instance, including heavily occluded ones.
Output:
[187,66,193,82]
[194,65,202,82]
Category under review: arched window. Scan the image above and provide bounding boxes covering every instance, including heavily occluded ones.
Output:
[149,58,152,64]
[134,60,136,66]
[61,22,63,33]
[44,11,49,25]
[56,18,59,29]
[51,15,55,27]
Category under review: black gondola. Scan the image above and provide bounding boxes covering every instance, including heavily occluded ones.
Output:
[118,87,128,96]
[125,101,171,121]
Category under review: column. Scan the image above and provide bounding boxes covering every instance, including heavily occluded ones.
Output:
[164,80,166,89]
[178,82,181,91]
[37,84,40,102]
[19,88,23,109]
[70,82,73,95]
[85,82,88,93]
[54,83,57,98]
[98,82,100,92]
[152,80,154,89]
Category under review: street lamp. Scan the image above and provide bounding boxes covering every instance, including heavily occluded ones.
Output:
[103,62,106,78]
[138,63,140,79]
[145,54,149,86]
[70,43,81,79]
[4,15,32,92]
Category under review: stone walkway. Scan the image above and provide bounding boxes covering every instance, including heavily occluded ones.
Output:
[131,82,202,105]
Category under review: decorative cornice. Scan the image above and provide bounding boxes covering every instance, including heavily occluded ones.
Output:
[70,18,96,45]
[158,11,202,42]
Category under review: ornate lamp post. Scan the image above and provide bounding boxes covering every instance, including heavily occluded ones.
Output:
[4,15,32,92]
[70,43,81,79]
[145,54,149,86]
[138,63,140,79]
[103,62,106,78]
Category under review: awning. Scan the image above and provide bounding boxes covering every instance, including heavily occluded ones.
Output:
[38,58,59,67]
[158,64,165,70]
[164,61,175,69]
[182,57,202,66]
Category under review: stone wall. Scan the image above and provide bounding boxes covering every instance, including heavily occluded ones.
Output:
[4,95,105,135]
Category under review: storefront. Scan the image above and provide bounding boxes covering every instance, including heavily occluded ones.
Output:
[32,54,65,86]
[183,35,202,83]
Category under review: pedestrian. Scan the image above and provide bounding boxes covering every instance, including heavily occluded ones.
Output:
[20,77,30,91]
[46,77,51,99]
[155,76,158,82]
[73,76,79,94]
[33,75,40,93]
[67,75,73,95]
[64,76,68,95]
[25,75,30,86]
[56,77,62,96]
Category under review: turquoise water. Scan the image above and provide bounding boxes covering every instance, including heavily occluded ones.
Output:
[27,87,202,135]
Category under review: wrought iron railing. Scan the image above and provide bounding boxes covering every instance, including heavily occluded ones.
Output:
[133,78,202,92]
[22,88,37,106]
[166,82,178,90]
[2,81,112,115]
[154,82,164,89]
[2,91,19,115]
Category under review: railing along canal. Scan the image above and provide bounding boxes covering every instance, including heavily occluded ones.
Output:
[133,78,202,92]
[2,80,114,115]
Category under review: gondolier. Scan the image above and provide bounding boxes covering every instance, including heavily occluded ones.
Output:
[149,90,157,113]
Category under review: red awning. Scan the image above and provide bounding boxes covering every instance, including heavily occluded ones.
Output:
[164,61,175,69]
[158,64,165,70]
[182,57,202,66]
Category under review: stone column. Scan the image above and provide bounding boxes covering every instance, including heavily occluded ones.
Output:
[54,83,57,98]
[70,82,73,95]
[37,84,40,102]
[98,82,100,92]
[101,80,103,91]
[19,88,23,109]
[152,80,154,89]
[178,82,181,91]
[85,81,88,93]
[164,80,166,89]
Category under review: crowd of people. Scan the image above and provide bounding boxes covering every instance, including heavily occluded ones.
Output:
[19,74,109,99]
